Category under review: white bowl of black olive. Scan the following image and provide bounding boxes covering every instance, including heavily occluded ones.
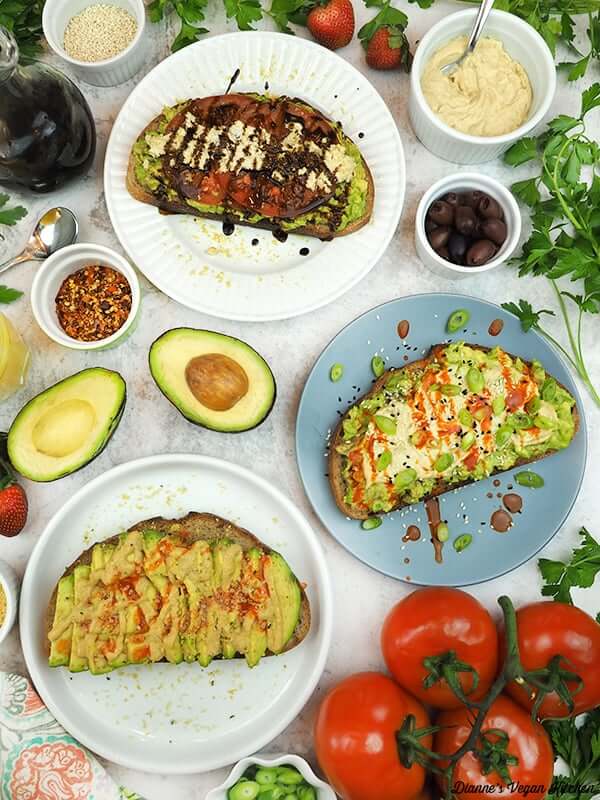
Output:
[415,173,522,279]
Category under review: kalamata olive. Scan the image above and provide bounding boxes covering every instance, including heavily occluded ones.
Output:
[442,192,459,207]
[427,200,454,226]
[460,190,484,208]
[428,225,451,250]
[438,246,450,260]
[455,206,477,236]
[478,195,504,220]
[448,232,469,264]
[466,239,496,266]
[480,218,507,246]
[425,217,438,234]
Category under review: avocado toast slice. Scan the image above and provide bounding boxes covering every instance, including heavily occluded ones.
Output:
[126,93,374,239]
[47,512,310,674]
[329,342,579,520]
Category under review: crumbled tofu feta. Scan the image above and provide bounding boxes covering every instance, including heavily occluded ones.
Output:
[281,121,303,151]
[307,140,323,155]
[171,126,187,151]
[272,170,284,182]
[196,126,223,169]
[324,143,355,183]
[145,132,171,158]
[228,120,245,142]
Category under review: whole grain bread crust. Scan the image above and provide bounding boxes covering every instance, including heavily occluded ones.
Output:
[125,102,374,239]
[46,512,311,662]
[329,343,580,520]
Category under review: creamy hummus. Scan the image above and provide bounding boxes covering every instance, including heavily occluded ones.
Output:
[421,36,532,137]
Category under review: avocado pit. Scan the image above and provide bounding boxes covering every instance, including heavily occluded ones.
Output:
[185,353,249,411]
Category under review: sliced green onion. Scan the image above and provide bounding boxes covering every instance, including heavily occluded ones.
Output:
[362,517,382,531]
[541,378,557,402]
[509,412,533,430]
[436,523,449,542]
[447,309,470,333]
[428,383,440,393]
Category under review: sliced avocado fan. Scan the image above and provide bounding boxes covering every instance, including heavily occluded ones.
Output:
[7,367,126,482]
[149,328,275,432]
[47,530,303,673]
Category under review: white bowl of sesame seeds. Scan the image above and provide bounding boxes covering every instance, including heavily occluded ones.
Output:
[42,0,147,87]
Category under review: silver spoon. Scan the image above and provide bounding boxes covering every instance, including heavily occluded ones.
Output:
[0,207,79,276]
[441,0,496,76]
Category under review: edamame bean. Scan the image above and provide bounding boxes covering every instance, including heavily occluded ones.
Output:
[440,383,461,396]
[371,355,385,378]
[453,534,472,552]
[466,367,484,394]
[526,396,541,415]
[436,522,449,542]
[541,378,557,401]
[514,470,545,488]
[434,452,453,472]
[461,431,476,451]
[256,768,279,785]
[362,517,382,531]
[376,450,391,471]
[395,468,417,489]
[229,781,260,800]
[458,408,473,427]
[330,363,343,382]
[447,309,470,332]
[495,426,512,448]
[374,415,396,435]
[492,396,506,416]
[509,412,533,430]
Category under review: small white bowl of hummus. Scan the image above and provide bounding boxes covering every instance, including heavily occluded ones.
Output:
[409,9,556,164]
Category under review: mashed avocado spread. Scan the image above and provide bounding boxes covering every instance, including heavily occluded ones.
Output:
[132,98,368,233]
[337,343,577,515]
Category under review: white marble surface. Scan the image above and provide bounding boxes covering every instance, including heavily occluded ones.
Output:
[1,4,599,798]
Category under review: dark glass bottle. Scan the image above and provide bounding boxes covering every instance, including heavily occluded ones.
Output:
[0,26,96,192]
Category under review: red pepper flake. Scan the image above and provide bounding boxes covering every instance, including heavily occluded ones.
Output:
[55,264,132,342]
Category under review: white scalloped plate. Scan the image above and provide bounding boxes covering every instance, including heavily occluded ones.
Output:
[20,455,333,774]
[104,31,405,321]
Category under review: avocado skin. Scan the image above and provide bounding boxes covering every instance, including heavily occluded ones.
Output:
[7,367,127,482]
[148,328,276,433]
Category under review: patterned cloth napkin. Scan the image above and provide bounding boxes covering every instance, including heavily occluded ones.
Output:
[0,672,143,800]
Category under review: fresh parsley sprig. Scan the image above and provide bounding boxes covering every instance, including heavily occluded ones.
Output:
[0,0,45,63]
[0,193,27,228]
[544,709,600,800]
[539,527,600,604]
[502,84,600,407]
[148,0,209,51]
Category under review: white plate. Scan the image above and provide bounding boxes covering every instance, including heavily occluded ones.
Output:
[20,455,333,774]
[104,31,405,321]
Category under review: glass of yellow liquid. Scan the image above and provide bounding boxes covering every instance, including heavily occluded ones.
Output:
[0,312,30,401]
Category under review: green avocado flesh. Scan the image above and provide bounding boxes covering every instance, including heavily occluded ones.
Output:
[48,530,302,673]
[132,99,368,233]
[149,328,276,433]
[7,368,126,482]
[337,342,577,515]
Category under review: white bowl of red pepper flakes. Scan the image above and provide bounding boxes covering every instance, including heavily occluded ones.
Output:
[31,243,141,350]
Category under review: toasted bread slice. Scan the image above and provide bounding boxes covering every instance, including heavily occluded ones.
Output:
[329,344,579,520]
[47,512,310,663]
[126,94,374,239]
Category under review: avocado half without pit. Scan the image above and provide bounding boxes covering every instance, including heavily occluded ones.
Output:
[149,329,276,433]
[7,368,126,482]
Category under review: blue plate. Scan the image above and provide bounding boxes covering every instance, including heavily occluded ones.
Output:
[296,293,587,586]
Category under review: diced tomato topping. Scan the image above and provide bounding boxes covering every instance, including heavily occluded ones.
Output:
[464,448,479,471]
[506,387,526,410]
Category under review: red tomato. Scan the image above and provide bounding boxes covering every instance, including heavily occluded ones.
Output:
[434,695,553,800]
[314,672,431,800]
[503,601,600,718]
[381,588,499,709]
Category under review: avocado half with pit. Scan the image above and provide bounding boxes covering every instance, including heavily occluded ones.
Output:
[8,367,126,482]
[149,329,276,432]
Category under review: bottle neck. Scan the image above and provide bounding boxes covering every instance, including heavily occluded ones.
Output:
[0,26,19,83]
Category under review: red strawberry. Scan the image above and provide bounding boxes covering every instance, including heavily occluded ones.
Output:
[307,0,355,50]
[358,3,411,71]
[0,483,28,537]
[366,26,405,69]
